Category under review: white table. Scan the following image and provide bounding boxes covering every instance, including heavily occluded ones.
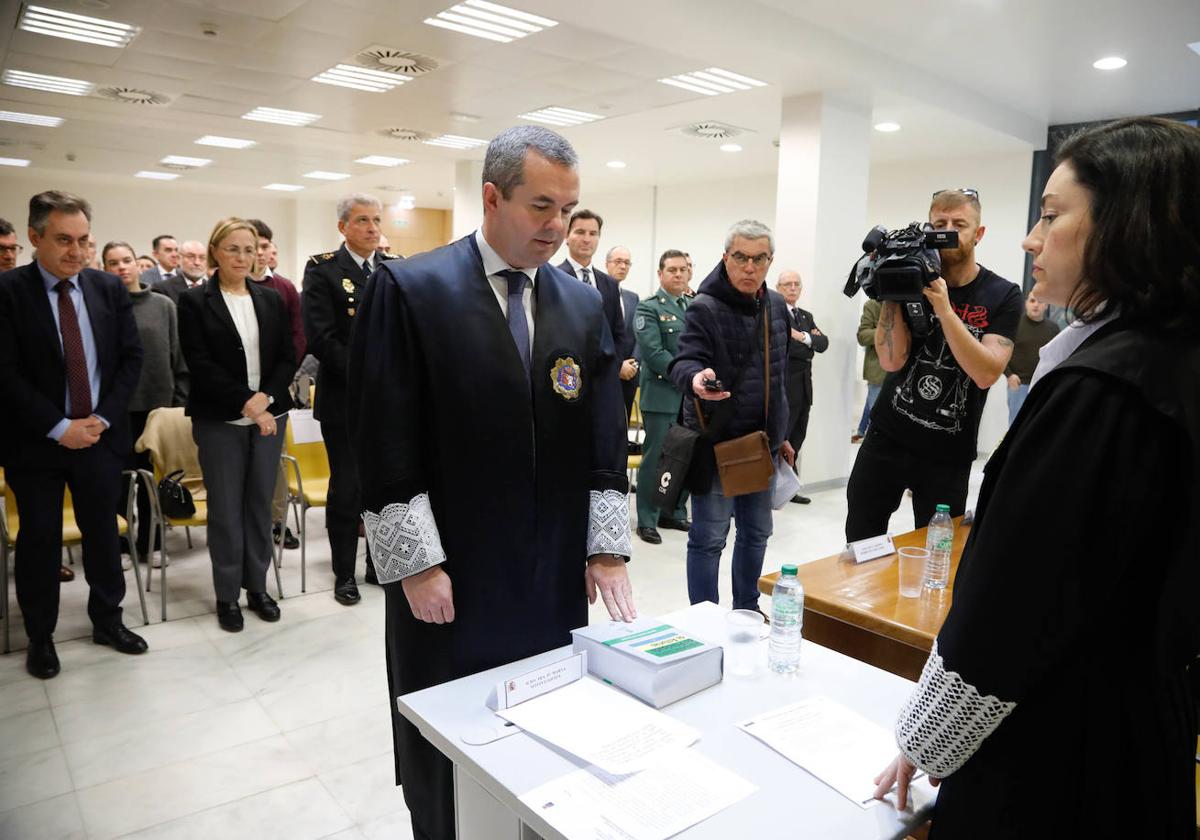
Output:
[396,602,935,840]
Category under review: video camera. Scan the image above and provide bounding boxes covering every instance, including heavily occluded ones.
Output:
[843,222,958,336]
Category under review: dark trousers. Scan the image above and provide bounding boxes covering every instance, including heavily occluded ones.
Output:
[192,418,286,602]
[636,410,689,528]
[8,444,126,639]
[844,427,970,542]
[120,410,158,556]
[622,378,637,422]
[322,420,367,579]
[786,394,811,453]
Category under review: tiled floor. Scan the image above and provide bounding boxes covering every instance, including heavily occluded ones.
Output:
[0,449,986,839]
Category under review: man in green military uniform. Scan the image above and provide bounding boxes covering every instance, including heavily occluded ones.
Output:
[634,249,692,544]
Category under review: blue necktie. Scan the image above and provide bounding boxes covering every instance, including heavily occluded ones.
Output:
[499,270,530,378]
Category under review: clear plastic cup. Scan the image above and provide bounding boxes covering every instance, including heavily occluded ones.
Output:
[897,547,929,598]
[724,609,765,677]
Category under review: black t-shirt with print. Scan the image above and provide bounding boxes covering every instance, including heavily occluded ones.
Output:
[870,266,1023,465]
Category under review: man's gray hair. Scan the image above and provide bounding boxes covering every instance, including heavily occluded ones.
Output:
[724,219,774,254]
[29,190,92,235]
[482,125,578,199]
[605,245,630,261]
[337,193,382,223]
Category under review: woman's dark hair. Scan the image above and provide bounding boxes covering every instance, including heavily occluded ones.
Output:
[1056,116,1200,335]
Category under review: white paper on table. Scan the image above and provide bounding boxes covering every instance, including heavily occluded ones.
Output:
[519,748,756,840]
[288,408,323,444]
[737,694,902,808]
[496,677,699,775]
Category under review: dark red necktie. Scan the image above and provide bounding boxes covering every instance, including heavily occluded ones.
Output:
[55,280,93,419]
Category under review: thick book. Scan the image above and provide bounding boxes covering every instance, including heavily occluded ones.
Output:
[571,618,723,709]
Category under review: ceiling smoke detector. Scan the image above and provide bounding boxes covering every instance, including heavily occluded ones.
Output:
[379,127,431,142]
[356,47,440,76]
[678,121,747,140]
[96,86,170,106]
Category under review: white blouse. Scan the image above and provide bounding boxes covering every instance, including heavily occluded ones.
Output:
[221,289,261,425]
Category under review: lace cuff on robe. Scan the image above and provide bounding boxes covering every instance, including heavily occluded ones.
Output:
[361,493,446,584]
[895,641,1017,778]
[587,488,632,558]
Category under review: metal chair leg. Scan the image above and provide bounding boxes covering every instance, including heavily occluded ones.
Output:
[1,542,9,654]
[300,501,307,593]
[185,525,192,549]
[272,521,284,600]
[123,471,149,626]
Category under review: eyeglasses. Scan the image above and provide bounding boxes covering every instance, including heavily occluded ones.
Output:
[219,245,256,257]
[727,251,772,267]
[0,244,22,255]
[608,258,631,266]
[932,188,980,201]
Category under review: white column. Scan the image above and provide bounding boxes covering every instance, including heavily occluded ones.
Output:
[772,93,872,488]
[452,160,484,239]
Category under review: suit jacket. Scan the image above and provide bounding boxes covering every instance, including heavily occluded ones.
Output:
[0,263,143,466]
[556,260,625,356]
[150,273,190,304]
[176,273,296,422]
[784,304,828,408]
[302,243,399,425]
[619,287,638,360]
[139,267,176,288]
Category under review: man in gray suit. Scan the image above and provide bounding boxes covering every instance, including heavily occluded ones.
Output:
[139,234,180,289]
[606,245,640,419]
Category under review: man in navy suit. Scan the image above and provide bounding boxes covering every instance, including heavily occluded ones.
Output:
[557,209,626,363]
[606,245,641,418]
[348,126,636,840]
[0,190,148,679]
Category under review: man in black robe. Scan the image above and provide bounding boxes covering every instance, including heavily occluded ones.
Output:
[348,125,636,840]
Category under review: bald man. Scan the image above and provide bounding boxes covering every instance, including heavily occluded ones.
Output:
[777,271,827,503]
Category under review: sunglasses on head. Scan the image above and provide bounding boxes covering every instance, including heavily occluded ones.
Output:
[932,188,980,200]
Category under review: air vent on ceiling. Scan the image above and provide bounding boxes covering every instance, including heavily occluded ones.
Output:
[356,46,439,76]
[375,184,407,192]
[678,121,746,140]
[379,127,431,141]
[96,86,171,106]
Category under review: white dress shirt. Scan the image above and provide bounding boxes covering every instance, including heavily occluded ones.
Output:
[1030,305,1118,388]
[347,248,376,277]
[475,229,536,344]
[221,290,261,425]
[565,255,594,286]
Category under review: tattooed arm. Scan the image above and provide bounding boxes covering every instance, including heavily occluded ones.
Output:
[875,301,911,371]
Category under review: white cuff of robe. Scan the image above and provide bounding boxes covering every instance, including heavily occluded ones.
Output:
[587,489,632,558]
[894,640,1017,778]
[361,493,446,584]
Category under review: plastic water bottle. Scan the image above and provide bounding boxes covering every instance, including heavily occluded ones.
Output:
[768,564,803,674]
[924,504,954,590]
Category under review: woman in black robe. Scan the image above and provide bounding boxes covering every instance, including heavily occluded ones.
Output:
[873,116,1200,838]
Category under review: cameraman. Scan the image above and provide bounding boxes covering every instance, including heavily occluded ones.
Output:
[845,189,1022,541]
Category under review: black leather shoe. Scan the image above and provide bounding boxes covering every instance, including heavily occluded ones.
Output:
[658,518,690,532]
[273,525,299,550]
[246,591,281,622]
[364,564,379,586]
[92,623,149,655]
[636,527,662,545]
[790,494,811,505]
[26,637,60,679]
[334,577,360,606]
[217,600,244,632]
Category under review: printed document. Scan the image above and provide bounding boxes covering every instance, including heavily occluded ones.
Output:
[519,748,755,840]
[496,677,699,775]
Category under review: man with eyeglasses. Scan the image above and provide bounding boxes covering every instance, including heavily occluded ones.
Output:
[845,188,1023,541]
[776,270,828,504]
[0,218,23,271]
[606,245,640,418]
[668,221,794,616]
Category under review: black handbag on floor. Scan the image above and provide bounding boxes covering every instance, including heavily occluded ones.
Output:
[157,469,196,519]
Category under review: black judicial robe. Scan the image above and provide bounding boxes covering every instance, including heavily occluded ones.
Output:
[347,234,628,837]
[922,323,1199,839]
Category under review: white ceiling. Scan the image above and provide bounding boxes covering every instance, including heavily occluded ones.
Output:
[0,0,1196,209]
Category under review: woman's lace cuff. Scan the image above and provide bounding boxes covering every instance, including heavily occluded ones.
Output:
[361,493,446,584]
[587,489,632,558]
[895,641,1017,778]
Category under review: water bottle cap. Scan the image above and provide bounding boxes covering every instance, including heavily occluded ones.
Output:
[935,504,950,512]
[781,564,798,577]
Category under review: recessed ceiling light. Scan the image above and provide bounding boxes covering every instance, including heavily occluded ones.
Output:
[160,155,211,168]
[606,160,626,169]
[518,106,603,127]
[263,183,304,191]
[312,64,410,93]
[720,143,742,152]
[195,135,256,149]
[0,109,63,127]
[18,4,140,49]
[659,67,767,96]
[397,195,417,210]
[2,68,94,96]
[135,170,179,180]
[424,0,557,44]
[303,170,352,180]
[356,155,410,167]
[1189,41,1200,57]
[241,107,320,127]
[874,122,901,133]
[1092,56,1127,70]
[423,133,487,150]
[0,157,32,167]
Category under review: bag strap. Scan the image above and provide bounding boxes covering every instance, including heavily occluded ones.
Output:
[762,295,770,426]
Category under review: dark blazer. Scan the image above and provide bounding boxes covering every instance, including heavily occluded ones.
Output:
[176,273,296,422]
[619,287,638,360]
[150,273,189,304]
[0,263,143,467]
[784,305,828,408]
[302,243,399,426]
[556,260,625,355]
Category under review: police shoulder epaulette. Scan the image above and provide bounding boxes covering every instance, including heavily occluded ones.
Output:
[310,252,336,264]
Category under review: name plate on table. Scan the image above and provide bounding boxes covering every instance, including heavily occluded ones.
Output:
[847,534,895,564]
[486,651,586,711]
